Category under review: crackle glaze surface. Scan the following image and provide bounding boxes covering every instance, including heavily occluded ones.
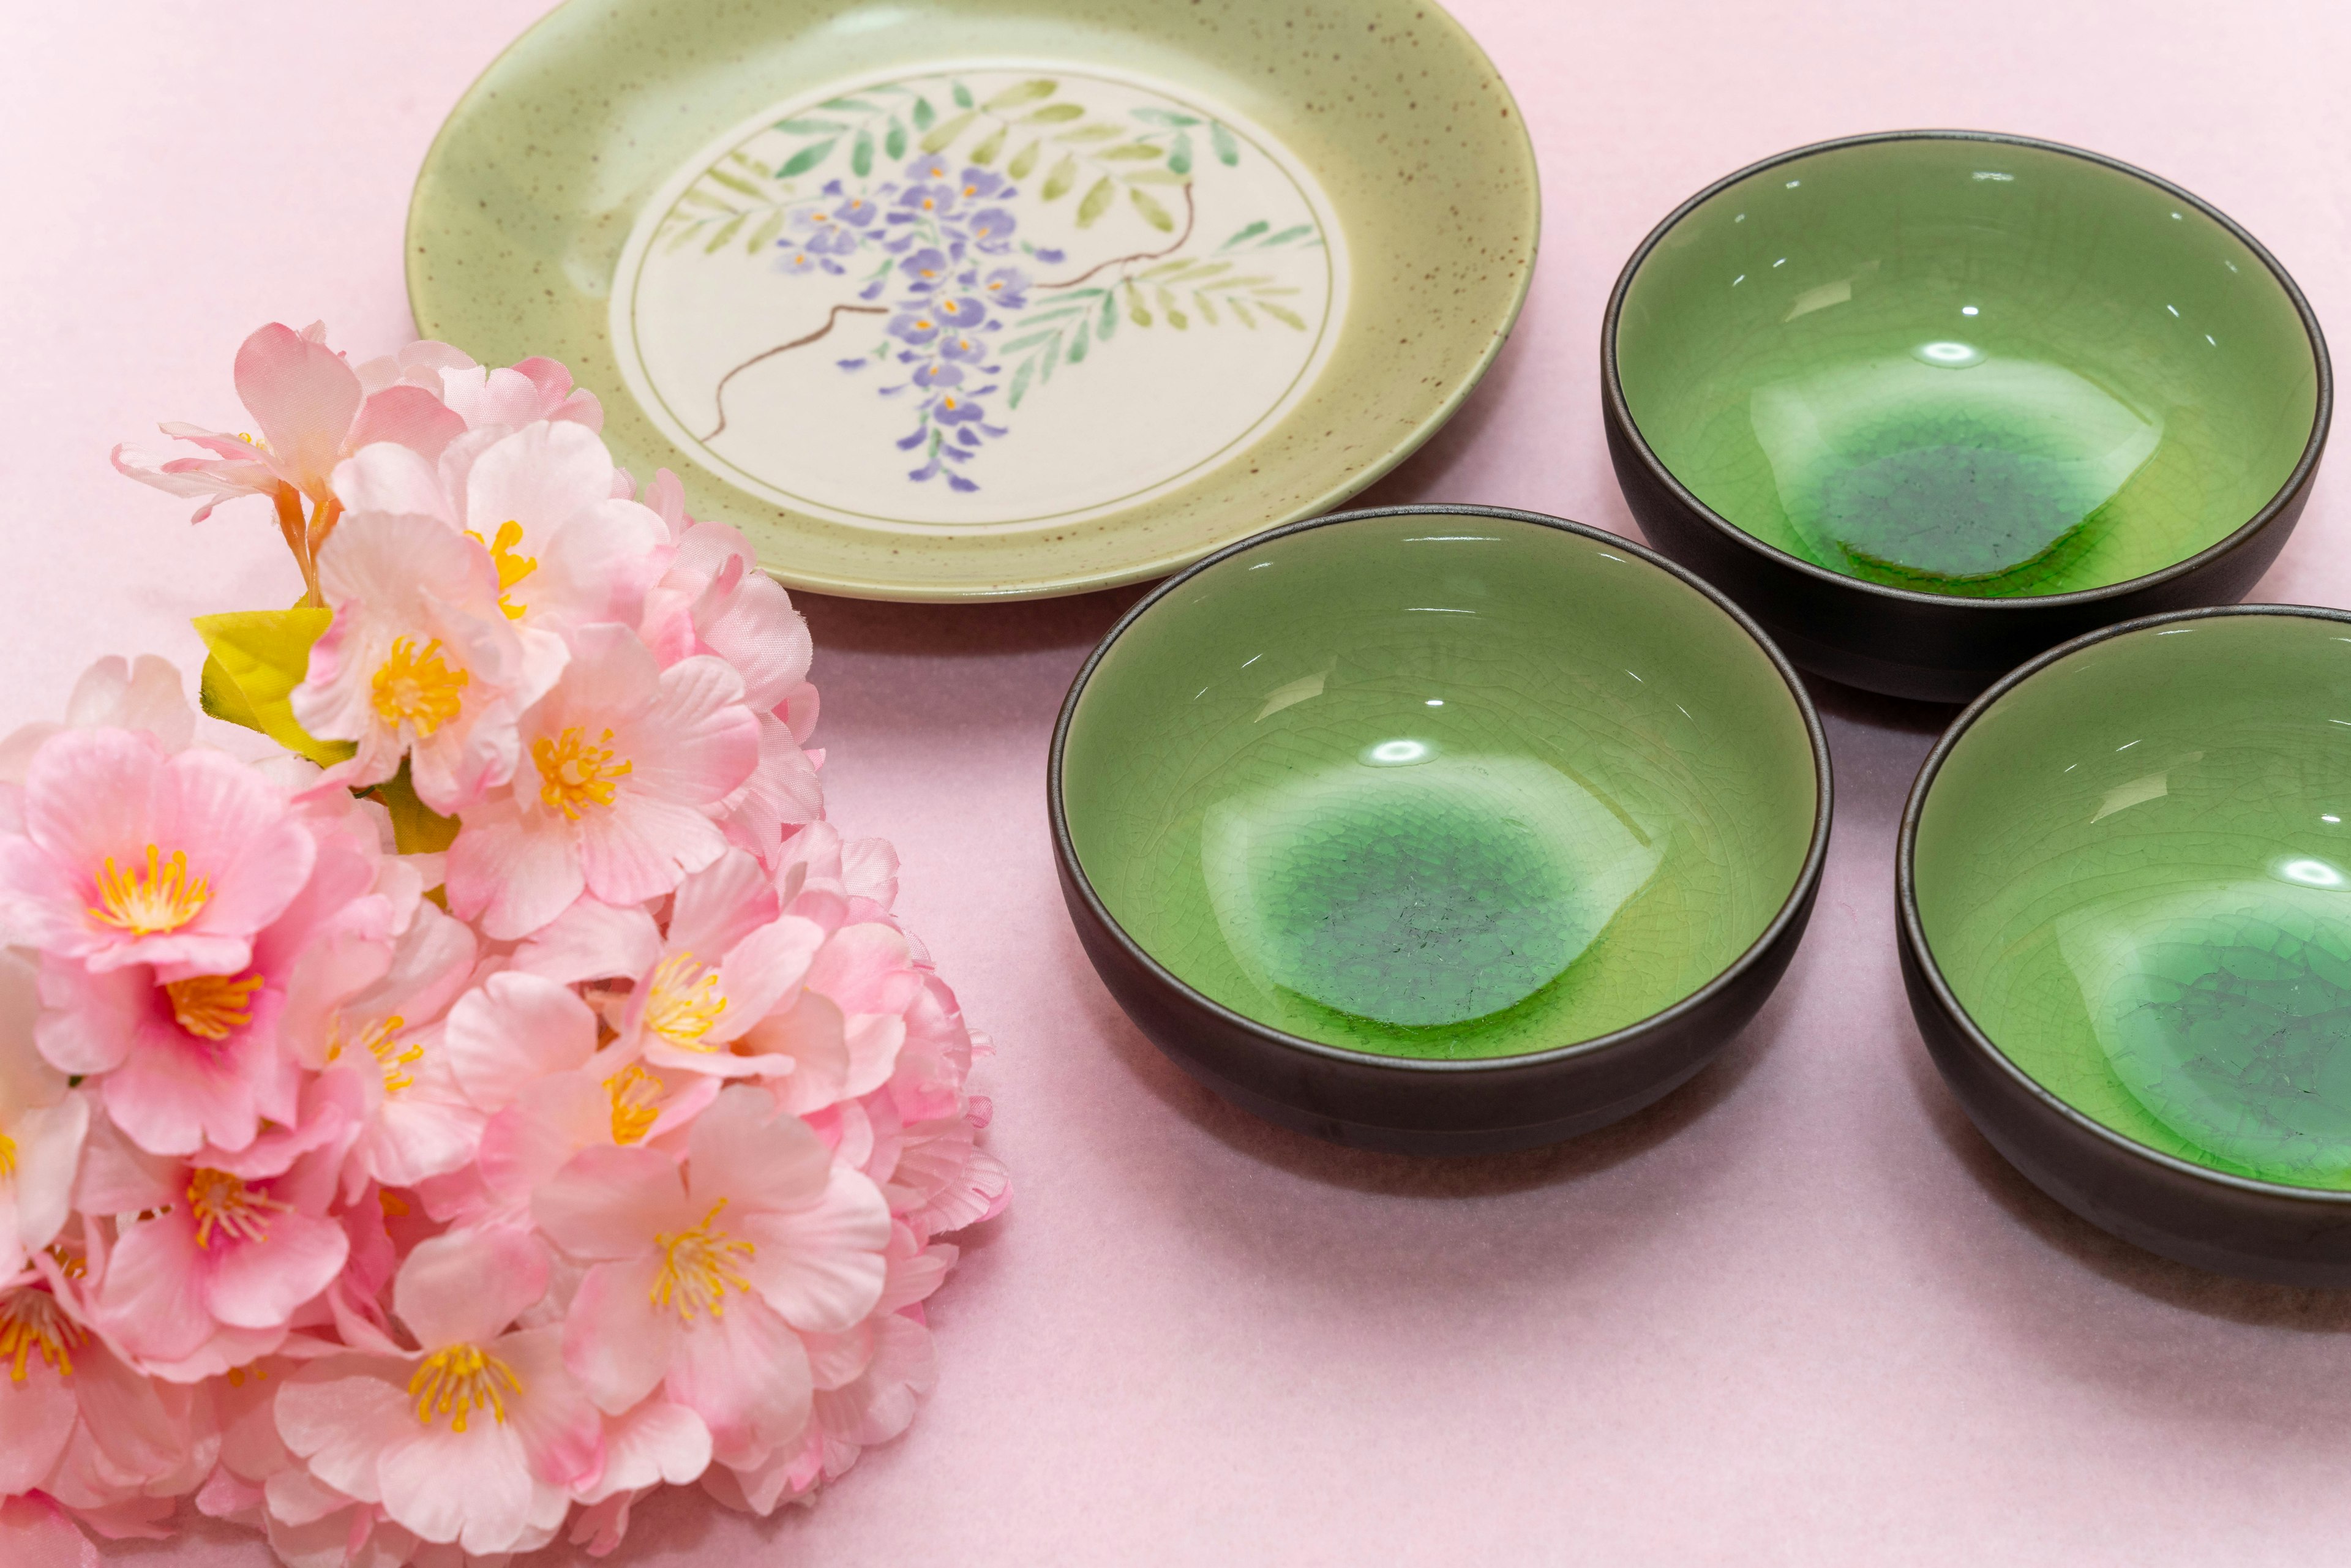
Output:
[410,0,1537,599]
[1915,612,2351,1186]
[1060,514,1820,1059]
[1617,137,2321,599]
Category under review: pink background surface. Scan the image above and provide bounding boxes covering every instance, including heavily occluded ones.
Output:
[12,1,2351,1562]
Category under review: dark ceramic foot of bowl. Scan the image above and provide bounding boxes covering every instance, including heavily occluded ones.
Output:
[1062,852,1821,1157]
[1899,925,2351,1287]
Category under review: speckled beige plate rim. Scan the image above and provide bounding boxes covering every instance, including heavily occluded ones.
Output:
[405,0,1540,601]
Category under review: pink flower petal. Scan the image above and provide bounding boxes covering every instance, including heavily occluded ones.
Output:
[559,1253,677,1414]
[734,1166,890,1334]
[441,973,597,1111]
[233,324,362,498]
[533,1144,692,1261]
[392,1226,548,1349]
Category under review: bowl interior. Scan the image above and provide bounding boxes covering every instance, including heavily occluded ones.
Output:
[1060,512,1820,1060]
[1616,137,2320,599]
[1914,613,2351,1187]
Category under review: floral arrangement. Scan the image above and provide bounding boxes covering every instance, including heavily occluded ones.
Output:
[0,324,1006,1565]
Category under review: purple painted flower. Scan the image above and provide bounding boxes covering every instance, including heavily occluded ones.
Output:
[932,296,988,331]
[979,266,1030,309]
[887,309,943,346]
[1032,246,1067,264]
[969,208,1018,253]
[912,361,964,388]
[897,182,958,218]
[899,247,953,287]
[932,391,988,426]
[794,211,861,257]
[955,168,1011,202]
[775,242,822,276]
[904,153,954,182]
[833,193,880,227]
[939,331,989,363]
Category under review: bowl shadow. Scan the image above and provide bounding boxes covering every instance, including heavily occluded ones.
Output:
[1087,954,1802,1202]
[1897,1028,2351,1333]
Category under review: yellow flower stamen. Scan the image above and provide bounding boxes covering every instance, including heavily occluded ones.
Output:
[604,1063,662,1146]
[379,1188,411,1218]
[0,1131,15,1183]
[89,844,209,935]
[370,637,469,738]
[650,1198,756,1321]
[408,1343,523,1433]
[643,953,727,1051]
[326,1015,420,1095]
[533,727,632,820]
[463,519,539,620]
[186,1168,289,1249]
[165,971,264,1040]
[0,1288,83,1382]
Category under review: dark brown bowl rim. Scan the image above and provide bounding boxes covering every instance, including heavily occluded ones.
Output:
[1897,601,2351,1205]
[1600,129,2334,615]
[1048,503,1835,1077]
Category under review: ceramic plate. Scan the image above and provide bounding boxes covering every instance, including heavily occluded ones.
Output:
[408,0,1538,600]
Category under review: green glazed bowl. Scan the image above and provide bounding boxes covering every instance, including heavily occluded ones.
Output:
[1052,505,1831,1153]
[1606,132,2331,702]
[1902,606,2351,1282]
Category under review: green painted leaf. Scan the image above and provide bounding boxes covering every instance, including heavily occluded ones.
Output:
[1007,304,1092,326]
[1193,289,1219,326]
[818,97,882,113]
[1229,298,1257,328]
[1122,168,1187,185]
[851,129,874,176]
[705,213,745,252]
[773,117,847,135]
[1210,121,1240,165]
[1042,155,1078,201]
[1041,336,1061,382]
[912,97,936,130]
[1008,357,1036,410]
[1024,103,1085,124]
[1257,301,1307,330]
[1130,108,1202,127]
[1168,132,1193,176]
[366,762,460,856]
[1125,280,1150,326]
[1054,124,1123,144]
[996,329,1060,355]
[1007,140,1041,178]
[192,609,352,767]
[919,111,975,154]
[1099,143,1162,162]
[776,139,837,178]
[662,223,703,253]
[1128,186,1174,231]
[983,80,1057,112]
[969,123,1007,165]
[704,166,768,199]
[1157,286,1187,329]
[952,81,975,110]
[1067,320,1091,362]
[1218,220,1269,250]
[1098,291,1118,337]
[1204,274,1275,290]
[747,208,787,253]
[1076,176,1116,228]
[885,118,908,159]
[1259,223,1316,247]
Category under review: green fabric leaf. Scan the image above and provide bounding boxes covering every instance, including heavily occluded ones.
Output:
[191,609,352,767]
[366,762,460,855]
